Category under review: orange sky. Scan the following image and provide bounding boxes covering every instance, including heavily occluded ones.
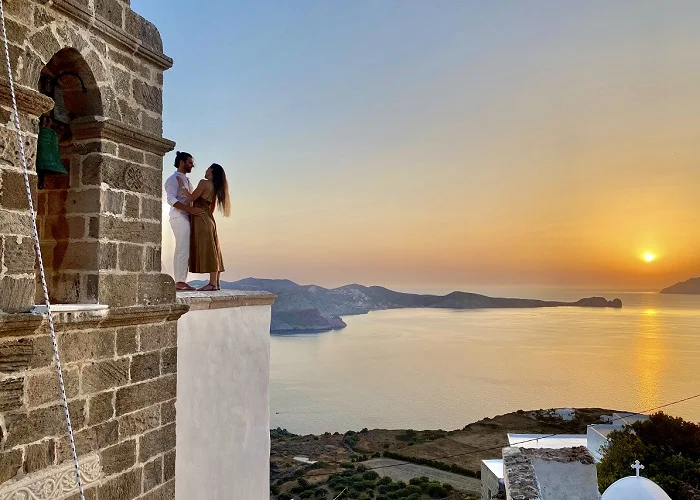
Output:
[150,1,700,291]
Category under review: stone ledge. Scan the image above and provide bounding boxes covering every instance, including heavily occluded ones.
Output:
[176,290,276,311]
[72,116,175,155]
[31,304,110,325]
[0,77,55,118]
[0,303,188,338]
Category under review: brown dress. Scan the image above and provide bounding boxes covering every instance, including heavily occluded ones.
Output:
[189,194,224,273]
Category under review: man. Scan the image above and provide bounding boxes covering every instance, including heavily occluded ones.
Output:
[164,151,205,291]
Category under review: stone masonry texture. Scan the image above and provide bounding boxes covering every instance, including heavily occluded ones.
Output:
[0,306,186,499]
[0,0,175,311]
[0,1,182,499]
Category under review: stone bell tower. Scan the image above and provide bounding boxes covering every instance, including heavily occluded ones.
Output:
[0,0,175,312]
[0,2,184,499]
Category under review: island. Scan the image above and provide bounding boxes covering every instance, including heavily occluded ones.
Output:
[660,277,700,295]
[190,278,623,333]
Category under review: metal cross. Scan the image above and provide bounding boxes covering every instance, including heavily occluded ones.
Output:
[631,460,645,477]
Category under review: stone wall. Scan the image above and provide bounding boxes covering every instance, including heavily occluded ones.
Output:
[0,304,186,499]
[0,3,188,498]
[0,0,175,312]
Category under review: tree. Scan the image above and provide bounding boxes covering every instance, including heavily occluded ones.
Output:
[597,412,700,498]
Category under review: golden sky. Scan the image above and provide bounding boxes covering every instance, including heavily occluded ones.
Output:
[148,1,700,290]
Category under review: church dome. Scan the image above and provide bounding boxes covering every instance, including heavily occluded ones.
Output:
[601,476,672,500]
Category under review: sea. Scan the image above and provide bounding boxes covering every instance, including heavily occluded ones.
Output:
[269,287,700,435]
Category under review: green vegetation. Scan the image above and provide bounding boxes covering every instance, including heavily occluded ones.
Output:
[271,427,299,440]
[274,468,461,499]
[597,412,700,498]
[395,429,449,445]
[383,451,480,479]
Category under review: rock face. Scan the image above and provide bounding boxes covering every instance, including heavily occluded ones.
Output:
[574,297,623,308]
[271,309,347,333]
[660,278,700,295]
[193,279,624,333]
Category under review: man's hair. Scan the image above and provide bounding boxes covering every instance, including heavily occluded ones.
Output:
[174,151,192,168]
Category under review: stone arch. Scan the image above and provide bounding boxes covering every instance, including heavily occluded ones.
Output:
[35,48,105,304]
[40,47,103,119]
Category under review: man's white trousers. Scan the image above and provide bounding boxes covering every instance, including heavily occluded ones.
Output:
[170,217,190,283]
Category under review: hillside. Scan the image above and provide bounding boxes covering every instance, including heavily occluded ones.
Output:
[190,278,623,333]
[270,407,617,499]
[660,277,700,295]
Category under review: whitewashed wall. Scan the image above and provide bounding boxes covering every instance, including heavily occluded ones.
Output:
[531,459,601,500]
[175,291,274,500]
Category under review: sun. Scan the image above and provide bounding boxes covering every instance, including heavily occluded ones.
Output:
[643,252,656,263]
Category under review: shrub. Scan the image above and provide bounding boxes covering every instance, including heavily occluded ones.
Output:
[597,412,700,497]
[363,470,380,480]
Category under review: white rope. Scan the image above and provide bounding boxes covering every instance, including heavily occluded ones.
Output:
[0,3,85,500]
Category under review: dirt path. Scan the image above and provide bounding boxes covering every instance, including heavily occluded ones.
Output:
[361,458,481,494]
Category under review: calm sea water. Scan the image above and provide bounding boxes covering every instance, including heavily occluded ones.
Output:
[270,288,700,435]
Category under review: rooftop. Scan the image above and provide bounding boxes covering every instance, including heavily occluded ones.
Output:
[482,458,504,479]
[507,433,587,449]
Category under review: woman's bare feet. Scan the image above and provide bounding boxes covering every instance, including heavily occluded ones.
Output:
[197,283,217,291]
[175,282,195,291]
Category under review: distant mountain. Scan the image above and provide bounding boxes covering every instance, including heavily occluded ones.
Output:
[190,278,623,333]
[660,278,700,295]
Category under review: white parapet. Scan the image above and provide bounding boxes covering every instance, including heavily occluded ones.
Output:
[175,290,276,500]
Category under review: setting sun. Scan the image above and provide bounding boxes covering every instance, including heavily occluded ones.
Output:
[643,252,656,263]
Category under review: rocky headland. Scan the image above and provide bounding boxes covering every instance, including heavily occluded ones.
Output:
[191,278,623,333]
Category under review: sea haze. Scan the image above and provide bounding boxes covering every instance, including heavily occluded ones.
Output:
[270,289,700,435]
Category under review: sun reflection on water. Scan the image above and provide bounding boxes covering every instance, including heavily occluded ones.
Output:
[634,308,666,411]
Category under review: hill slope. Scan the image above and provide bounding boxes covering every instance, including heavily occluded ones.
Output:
[660,277,700,295]
[191,278,623,333]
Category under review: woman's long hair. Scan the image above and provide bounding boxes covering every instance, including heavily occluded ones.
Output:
[210,163,230,216]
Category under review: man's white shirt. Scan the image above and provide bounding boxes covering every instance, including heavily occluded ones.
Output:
[164,171,193,221]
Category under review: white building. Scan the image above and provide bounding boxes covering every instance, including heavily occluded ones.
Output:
[508,433,588,449]
[481,413,652,500]
[554,408,576,421]
[175,291,274,499]
[502,447,600,500]
[481,459,505,500]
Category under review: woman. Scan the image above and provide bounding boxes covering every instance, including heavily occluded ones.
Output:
[177,163,230,291]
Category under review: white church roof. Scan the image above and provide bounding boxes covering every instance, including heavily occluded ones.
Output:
[601,476,672,500]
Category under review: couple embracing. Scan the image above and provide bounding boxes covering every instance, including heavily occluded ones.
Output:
[165,151,230,292]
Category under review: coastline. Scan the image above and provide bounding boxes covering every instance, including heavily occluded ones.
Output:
[270,292,622,335]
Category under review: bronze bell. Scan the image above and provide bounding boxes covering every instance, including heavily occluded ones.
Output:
[36,126,68,189]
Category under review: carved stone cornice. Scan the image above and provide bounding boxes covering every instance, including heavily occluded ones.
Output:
[0,303,188,338]
[0,77,55,117]
[50,0,174,71]
[71,116,175,155]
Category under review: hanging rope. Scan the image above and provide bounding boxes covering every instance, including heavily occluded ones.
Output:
[0,3,85,499]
